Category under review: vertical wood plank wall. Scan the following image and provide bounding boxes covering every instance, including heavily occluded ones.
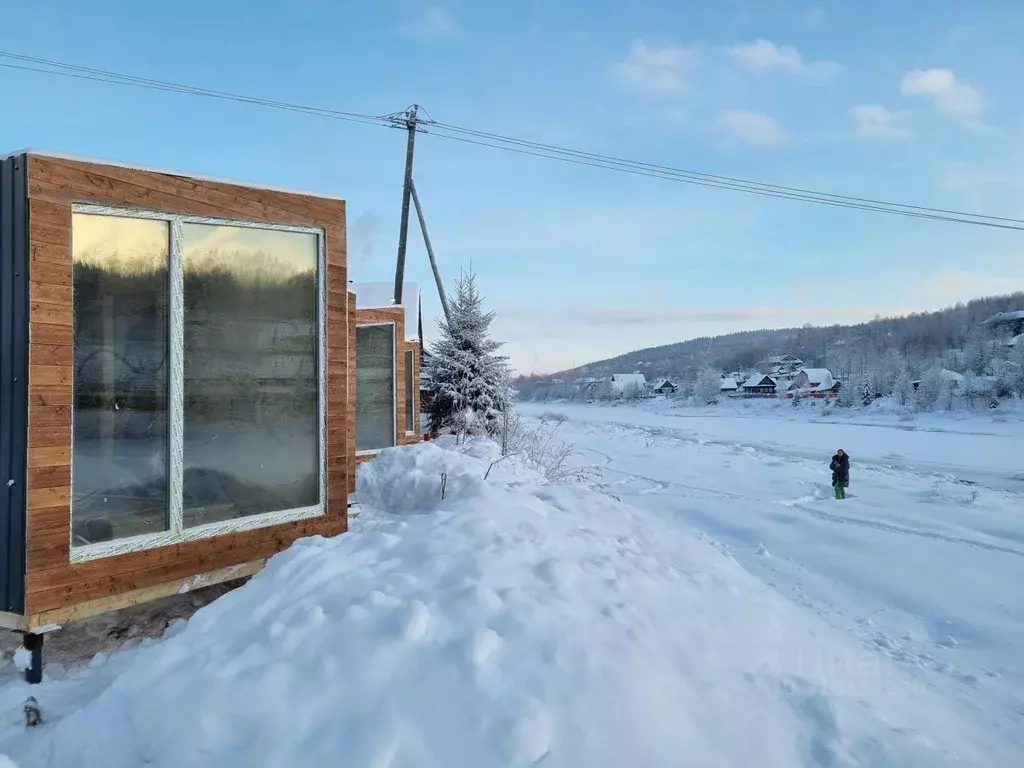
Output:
[352,306,422,478]
[347,293,357,492]
[24,154,349,619]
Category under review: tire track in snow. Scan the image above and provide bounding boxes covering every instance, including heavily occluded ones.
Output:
[575,435,1024,560]
[787,502,1024,560]
[566,415,1024,495]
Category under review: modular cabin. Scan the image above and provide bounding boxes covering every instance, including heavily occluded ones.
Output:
[0,150,361,676]
[349,282,423,482]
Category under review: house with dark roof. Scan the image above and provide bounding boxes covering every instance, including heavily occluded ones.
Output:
[742,374,778,396]
[652,379,678,395]
[981,310,1024,336]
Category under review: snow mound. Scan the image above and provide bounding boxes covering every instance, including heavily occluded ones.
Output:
[2,441,1011,767]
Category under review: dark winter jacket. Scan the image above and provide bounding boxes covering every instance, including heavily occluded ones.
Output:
[830,453,850,487]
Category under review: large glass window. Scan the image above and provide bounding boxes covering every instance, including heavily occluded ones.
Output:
[405,349,416,434]
[72,214,170,545]
[356,325,395,452]
[70,209,324,554]
[181,224,319,528]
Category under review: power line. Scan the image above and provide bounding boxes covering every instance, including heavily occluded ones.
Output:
[0,53,389,128]
[425,120,1024,225]
[422,127,1024,231]
[3,50,1023,232]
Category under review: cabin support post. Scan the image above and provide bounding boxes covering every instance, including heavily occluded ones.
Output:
[22,632,43,684]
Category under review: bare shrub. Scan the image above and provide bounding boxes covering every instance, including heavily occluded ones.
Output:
[493,408,585,483]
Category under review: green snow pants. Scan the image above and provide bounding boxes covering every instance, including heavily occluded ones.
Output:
[834,484,846,500]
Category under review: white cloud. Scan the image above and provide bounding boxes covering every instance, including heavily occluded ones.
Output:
[727,39,841,82]
[401,5,457,40]
[613,40,695,99]
[900,68,981,119]
[850,105,909,140]
[713,109,787,146]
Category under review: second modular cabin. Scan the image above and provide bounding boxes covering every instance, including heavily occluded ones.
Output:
[0,150,421,655]
[348,282,423,484]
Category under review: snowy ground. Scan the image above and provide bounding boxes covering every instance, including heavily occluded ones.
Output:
[2,429,1022,765]
[522,400,1024,756]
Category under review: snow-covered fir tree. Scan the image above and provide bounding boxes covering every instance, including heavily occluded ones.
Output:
[426,269,510,436]
[859,374,874,407]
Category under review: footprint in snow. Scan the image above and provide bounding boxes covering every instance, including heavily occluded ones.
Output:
[401,599,431,642]
[469,628,503,667]
[504,706,553,765]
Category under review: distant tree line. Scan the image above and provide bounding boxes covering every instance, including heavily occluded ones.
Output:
[515,291,1024,412]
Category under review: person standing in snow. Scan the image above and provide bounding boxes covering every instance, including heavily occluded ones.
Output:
[830,449,850,500]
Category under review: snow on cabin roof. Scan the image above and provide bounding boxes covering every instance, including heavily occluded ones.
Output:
[743,374,776,388]
[653,379,676,390]
[720,378,739,390]
[2,148,344,201]
[352,282,421,342]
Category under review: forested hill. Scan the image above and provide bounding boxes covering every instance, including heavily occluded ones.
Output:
[523,292,1024,384]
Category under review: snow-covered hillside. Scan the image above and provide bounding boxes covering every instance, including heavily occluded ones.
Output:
[3,436,1019,766]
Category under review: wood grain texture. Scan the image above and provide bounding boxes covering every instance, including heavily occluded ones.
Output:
[26,559,266,631]
[352,307,423,472]
[347,292,357,492]
[398,340,422,446]
[23,153,349,615]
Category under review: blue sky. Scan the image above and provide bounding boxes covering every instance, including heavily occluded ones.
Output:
[3,0,1023,373]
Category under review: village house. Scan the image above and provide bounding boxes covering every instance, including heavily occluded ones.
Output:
[742,374,778,396]
[719,377,739,394]
[652,379,678,395]
[981,310,1024,337]
[791,368,838,393]
[761,354,805,376]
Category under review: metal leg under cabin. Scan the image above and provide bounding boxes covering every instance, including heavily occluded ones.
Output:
[22,633,43,684]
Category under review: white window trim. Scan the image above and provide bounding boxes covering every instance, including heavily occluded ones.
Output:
[354,322,397,456]
[404,348,417,435]
[69,204,328,563]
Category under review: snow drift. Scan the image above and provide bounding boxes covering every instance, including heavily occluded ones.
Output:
[1,439,1013,767]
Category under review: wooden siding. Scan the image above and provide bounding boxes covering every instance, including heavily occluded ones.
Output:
[23,154,349,618]
[399,340,422,446]
[352,307,422,478]
[347,292,357,492]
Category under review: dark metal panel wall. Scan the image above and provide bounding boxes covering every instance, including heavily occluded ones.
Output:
[0,153,29,614]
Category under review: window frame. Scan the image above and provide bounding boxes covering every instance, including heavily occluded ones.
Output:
[69,204,328,563]
[354,322,397,456]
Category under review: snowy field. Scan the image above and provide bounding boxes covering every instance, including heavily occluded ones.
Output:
[522,400,1024,757]
[1,409,1021,766]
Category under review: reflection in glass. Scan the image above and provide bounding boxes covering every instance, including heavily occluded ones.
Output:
[72,213,170,545]
[181,223,319,528]
[405,349,416,433]
[356,325,395,452]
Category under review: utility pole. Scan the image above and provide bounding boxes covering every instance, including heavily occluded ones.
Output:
[410,179,451,325]
[393,104,419,306]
